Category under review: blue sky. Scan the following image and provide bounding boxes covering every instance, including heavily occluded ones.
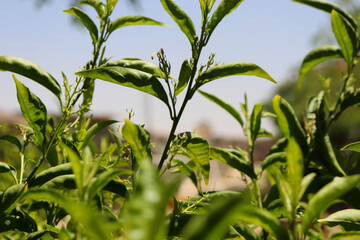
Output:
[0,0,336,137]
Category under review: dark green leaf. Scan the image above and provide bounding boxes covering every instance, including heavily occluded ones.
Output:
[318,209,360,231]
[122,119,152,164]
[329,231,360,240]
[339,87,360,113]
[0,162,16,175]
[29,163,74,187]
[227,221,259,240]
[109,15,167,34]
[160,0,197,45]
[198,90,243,127]
[63,7,98,44]
[298,45,342,88]
[0,135,21,152]
[0,56,61,99]
[210,147,256,179]
[196,63,276,88]
[40,175,77,190]
[293,0,358,30]
[79,120,118,150]
[76,66,170,106]
[0,184,24,213]
[206,0,244,39]
[331,10,356,70]
[302,174,360,233]
[14,76,47,149]
[175,60,192,96]
[0,207,37,233]
[318,134,346,176]
[105,58,166,79]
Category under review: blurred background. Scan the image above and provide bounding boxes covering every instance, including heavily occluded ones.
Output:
[0,0,359,142]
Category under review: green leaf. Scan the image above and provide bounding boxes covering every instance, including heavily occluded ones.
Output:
[175,60,192,96]
[40,174,77,190]
[63,7,98,44]
[105,58,166,79]
[227,221,259,240]
[122,119,152,164]
[196,62,276,88]
[79,120,118,150]
[339,87,360,113]
[28,163,74,187]
[0,56,61,99]
[173,159,197,187]
[0,207,37,233]
[122,159,173,240]
[331,10,356,70]
[76,66,170,106]
[198,90,243,127]
[0,135,22,152]
[318,209,360,231]
[0,162,16,175]
[78,0,107,17]
[109,15,167,34]
[259,152,287,175]
[329,231,360,240]
[160,0,197,45]
[176,132,210,184]
[302,174,360,234]
[342,141,360,152]
[14,76,47,149]
[210,147,256,179]
[293,0,358,30]
[250,103,263,144]
[86,168,130,201]
[272,95,308,156]
[298,45,342,88]
[206,0,244,39]
[286,137,303,203]
[0,184,24,213]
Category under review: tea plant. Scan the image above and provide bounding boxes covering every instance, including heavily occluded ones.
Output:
[0,0,360,239]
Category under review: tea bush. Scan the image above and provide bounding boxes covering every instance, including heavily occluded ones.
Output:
[0,0,360,239]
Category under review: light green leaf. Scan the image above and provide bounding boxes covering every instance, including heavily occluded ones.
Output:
[76,66,169,106]
[105,58,166,79]
[318,209,360,231]
[302,174,360,234]
[329,231,360,240]
[109,15,167,34]
[63,7,98,44]
[175,60,192,96]
[250,103,263,144]
[341,141,360,152]
[286,138,303,204]
[122,159,174,240]
[298,45,342,88]
[198,90,243,127]
[293,0,358,30]
[196,63,276,88]
[0,56,61,99]
[79,120,118,150]
[160,0,197,45]
[210,147,256,179]
[28,163,74,187]
[173,159,197,187]
[206,0,244,39]
[14,76,47,149]
[331,10,356,70]
[299,172,316,202]
[176,132,210,184]
[318,134,346,176]
[122,119,152,164]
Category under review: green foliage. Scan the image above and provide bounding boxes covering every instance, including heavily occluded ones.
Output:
[1,0,360,239]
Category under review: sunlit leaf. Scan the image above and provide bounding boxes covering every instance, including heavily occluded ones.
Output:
[298,45,342,88]
[198,90,243,127]
[318,209,360,231]
[160,0,197,45]
[76,66,170,106]
[196,63,276,88]
[259,152,287,175]
[250,103,263,144]
[79,120,118,150]
[78,0,106,17]
[175,60,192,96]
[0,56,61,99]
[109,15,167,34]
[14,76,47,149]
[63,7,98,44]
[341,141,360,152]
